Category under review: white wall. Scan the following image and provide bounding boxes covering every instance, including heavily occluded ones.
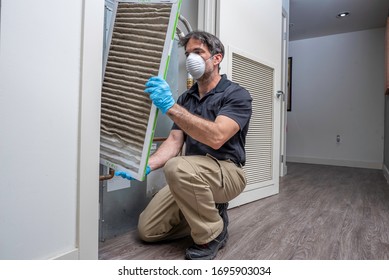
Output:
[218,0,282,75]
[0,0,103,259]
[287,28,385,169]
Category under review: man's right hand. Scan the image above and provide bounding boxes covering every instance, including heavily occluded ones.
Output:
[144,76,175,114]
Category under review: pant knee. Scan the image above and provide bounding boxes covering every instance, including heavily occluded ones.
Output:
[163,157,181,177]
[137,212,152,242]
[164,157,194,189]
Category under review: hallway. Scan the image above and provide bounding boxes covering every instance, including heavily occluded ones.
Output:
[99,162,389,259]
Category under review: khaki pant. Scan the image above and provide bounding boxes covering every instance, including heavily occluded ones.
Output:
[138,155,247,244]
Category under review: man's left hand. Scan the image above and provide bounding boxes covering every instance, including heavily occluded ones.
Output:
[115,165,151,180]
[144,76,175,114]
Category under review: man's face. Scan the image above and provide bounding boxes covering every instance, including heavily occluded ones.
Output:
[185,38,221,81]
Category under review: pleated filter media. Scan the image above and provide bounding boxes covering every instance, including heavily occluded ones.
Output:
[100,0,181,181]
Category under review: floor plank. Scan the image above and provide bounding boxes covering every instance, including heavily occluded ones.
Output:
[99,163,389,260]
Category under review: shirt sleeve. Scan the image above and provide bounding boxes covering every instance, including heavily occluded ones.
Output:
[218,86,252,130]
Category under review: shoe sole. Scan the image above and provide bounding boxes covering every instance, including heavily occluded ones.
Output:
[185,232,229,260]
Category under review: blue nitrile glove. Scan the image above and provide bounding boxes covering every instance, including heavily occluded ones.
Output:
[144,76,175,114]
[115,166,151,180]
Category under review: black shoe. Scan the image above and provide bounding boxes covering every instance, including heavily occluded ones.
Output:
[185,228,229,260]
[216,202,229,228]
[185,203,229,260]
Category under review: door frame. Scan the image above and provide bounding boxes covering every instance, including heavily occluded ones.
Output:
[280,7,289,177]
[76,0,104,260]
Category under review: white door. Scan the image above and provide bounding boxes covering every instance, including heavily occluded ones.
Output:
[212,0,283,207]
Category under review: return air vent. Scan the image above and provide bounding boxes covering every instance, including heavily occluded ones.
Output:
[100,0,181,181]
[231,51,274,185]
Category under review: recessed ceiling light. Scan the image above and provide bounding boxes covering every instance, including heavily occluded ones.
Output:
[336,11,350,18]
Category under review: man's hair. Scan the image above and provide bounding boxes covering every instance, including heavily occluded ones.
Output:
[179,31,225,59]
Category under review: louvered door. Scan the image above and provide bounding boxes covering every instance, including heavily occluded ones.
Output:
[228,49,280,207]
[231,52,274,186]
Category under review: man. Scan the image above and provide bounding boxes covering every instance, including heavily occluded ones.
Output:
[118,31,252,260]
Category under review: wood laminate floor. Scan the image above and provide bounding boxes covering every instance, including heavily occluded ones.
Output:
[98,163,389,260]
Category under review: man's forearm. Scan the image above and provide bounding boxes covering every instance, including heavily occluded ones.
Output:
[148,135,183,171]
[166,104,224,149]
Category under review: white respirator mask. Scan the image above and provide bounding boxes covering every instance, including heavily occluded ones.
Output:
[185,53,213,80]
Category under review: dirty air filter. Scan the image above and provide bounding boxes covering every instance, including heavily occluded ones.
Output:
[100,0,181,181]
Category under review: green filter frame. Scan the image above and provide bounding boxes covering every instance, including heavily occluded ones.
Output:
[100,0,182,181]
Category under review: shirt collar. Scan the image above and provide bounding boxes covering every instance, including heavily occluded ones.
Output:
[187,74,231,98]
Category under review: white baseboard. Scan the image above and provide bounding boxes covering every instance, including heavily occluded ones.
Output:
[286,156,382,170]
[52,249,79,260]
[383,164,389,184]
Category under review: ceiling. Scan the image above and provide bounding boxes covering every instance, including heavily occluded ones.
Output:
[289,0,389,41]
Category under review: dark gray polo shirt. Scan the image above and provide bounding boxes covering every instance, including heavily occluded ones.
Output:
[172,74,252,166]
